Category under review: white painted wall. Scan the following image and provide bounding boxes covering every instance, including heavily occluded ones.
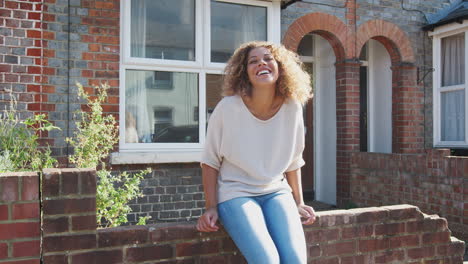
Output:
[368,40,392,153]
[314,35,337,205]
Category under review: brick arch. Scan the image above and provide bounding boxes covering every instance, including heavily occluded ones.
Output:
[356,20,415,63]
[283,12,347,61]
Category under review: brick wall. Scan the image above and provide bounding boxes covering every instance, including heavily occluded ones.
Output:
[112,164,204,224]
[1,169,465,262]
[41,0,120,164]
[0,172,40,264]
[350,149,468,241]
[0,0,44,123]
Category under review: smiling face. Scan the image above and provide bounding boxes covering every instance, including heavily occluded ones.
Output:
[246,47,279,90]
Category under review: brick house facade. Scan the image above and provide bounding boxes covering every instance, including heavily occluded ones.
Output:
[0,0,467,239]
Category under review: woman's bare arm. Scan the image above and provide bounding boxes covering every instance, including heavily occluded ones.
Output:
[196,164,220,232]
[285,168,316,225]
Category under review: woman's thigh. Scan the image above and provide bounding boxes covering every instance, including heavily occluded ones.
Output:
[262,192,307,264]
[218,197,280,264]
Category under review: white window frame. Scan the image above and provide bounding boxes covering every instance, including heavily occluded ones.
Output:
[430,21,468,147]
[116,0,280,164]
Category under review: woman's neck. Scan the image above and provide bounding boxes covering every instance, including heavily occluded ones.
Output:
[242,85,283,120]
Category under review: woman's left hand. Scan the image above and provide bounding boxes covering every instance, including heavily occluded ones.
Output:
[297,204,316,225]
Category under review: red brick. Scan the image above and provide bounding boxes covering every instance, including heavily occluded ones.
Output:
[98,226,148,247]
[28,12,41,20]
[5,1,18,8]
[20,176,39,201]
[151,224,198,242]
[375,223,405,236]
[27,84,41,93]
[341,225,373,239]
[13,202,39,219]
[42,170,60,197]
[27,48,41,56]
[305,228,339,243]
[80,170,96,195]
[0,64,11,72]
[13,240,40,257]
[27,66,41,74]
[355,209,388,223]
[42,255,67,264]
[1,177,18,202]
[407,246,435,259]
[176,240,220,257]
[0,222,40,240]
[422,231,450,244]
[61,171,78,195]
[222,237,237,252]
[95,1,115,9]
[43,217,69,234]
[43,234,96,253]
[0,205,8,221]
[322,241,356,256]
[71,249,122,263]
[43,198,96,215]
[375,250,405,263]
[0,243,7,259]
[359,238,388,252]
[72,215,96,231]
[125,245,173,261]
[389,234,420,248]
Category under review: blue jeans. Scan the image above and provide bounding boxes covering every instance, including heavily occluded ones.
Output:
[218,191,307,264]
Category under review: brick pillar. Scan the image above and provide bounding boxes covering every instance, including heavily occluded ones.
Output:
[335,60,361,207]
[41,168,97,263]
[391,63,424,154]
[0,172,41,263]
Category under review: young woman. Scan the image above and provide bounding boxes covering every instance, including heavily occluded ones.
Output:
[196,41,315,263]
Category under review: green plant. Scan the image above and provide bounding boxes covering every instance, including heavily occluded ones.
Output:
[0,92,59,172]
[67,83,151,227]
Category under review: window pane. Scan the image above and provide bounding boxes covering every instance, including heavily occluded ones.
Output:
[211,1,267,63]
[206,74,224,126]
[131,0,195,61]
[441,33,465,86]
[125,70,199,143]
[441,90,465,141]
[298,34,313,57]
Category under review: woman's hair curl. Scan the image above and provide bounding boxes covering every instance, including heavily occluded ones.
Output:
[222,41,312,105]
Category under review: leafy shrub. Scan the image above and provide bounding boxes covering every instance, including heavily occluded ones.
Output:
[0,92,59,172]
[67,83,151,227]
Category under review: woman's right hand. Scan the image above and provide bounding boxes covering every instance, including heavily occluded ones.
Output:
[196,207,219,232]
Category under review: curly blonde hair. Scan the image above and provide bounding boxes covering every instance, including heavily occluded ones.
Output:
[222,41,312,105]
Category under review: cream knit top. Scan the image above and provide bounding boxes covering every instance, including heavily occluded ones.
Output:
[201,95,305,204]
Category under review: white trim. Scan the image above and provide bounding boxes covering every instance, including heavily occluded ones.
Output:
[432,30,468,147]
[428,20,468,37]
[118,0,281,162]
[111,151,202,164]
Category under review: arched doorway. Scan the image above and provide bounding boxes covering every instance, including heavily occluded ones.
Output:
[298,34,337,205]
[359,39,392,153]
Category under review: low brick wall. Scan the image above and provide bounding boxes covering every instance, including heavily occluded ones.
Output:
[351,149,468,241]
[1,169,465,263]
[38,169,464,263]
[0,172,41,264]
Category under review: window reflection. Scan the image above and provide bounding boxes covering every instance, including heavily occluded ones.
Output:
[131,0,196,61]
[211,1,267,63]
[125,70,199,143]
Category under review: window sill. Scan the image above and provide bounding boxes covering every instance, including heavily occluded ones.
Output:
[110,151,202,165]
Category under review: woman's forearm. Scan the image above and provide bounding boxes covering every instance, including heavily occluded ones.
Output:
[201,164,219,209]
[285,168,305,205]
